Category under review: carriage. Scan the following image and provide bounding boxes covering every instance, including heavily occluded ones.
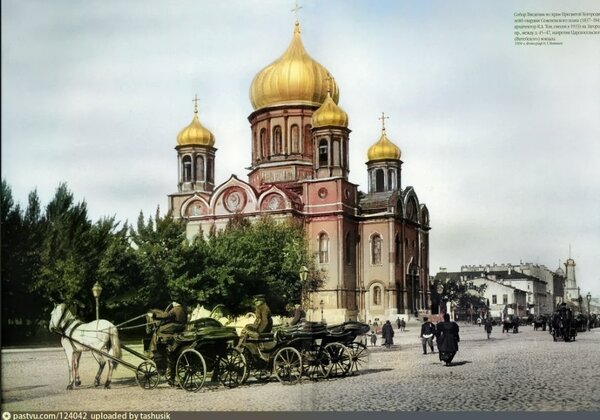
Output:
[143,316,247,391]
[238,320,370,384]
[551,310,577,342]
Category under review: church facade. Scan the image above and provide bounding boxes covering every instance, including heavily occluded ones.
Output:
[168,22,431,324]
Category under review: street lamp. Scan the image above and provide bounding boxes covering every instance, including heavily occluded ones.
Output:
[92,281,103,322]
[587,292,592,330]
[319,299,324,323]
[299,266,308,306]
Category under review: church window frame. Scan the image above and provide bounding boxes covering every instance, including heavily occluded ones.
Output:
[195,155,205,182]
[373,285,382,305]
[291,124,300,154]
[375,169,385,192]
[318,138,329,167]
[182,155,193,182]
[260,128,267,159]
[318,232,329,264]
[371,233,383,266]
[207,157,214,184]
[273,126,283,155]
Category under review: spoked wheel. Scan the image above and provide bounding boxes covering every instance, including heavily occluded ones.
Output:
[273,347,302,385]
[176,349,207,392]
[217,347,247,388]
[135,361,160,389]
[301,344,331,380]
[347,342,369,375]
[324,342,352,377]
[240,348,271,384]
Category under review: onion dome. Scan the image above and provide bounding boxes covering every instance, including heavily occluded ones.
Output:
[367,128,401,161]
[176,100,215,147]
[312,91,348,128]
[556,267,565,276]
[250,22,339,111]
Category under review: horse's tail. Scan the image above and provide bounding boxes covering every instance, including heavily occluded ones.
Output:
[108,326,122,370]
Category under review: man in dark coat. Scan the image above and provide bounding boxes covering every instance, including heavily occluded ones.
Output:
[436,313,460,366]
[419,317,436,354]
[290,304,306,326]
[238,295,273,349]
[381,320,394,348]
[484,317,493,339]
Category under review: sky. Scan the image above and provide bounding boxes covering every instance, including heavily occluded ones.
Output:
[2,0,599,297]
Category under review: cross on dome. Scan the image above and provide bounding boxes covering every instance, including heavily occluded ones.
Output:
[379,112,389,131]
[192,94,199,113]
[291,1,303,24]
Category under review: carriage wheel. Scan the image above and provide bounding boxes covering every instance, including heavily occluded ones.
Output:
[273,347,302,385]
[348,342,369,375]
[240,348,271,383]
[301,345,331,380]
[176,349,207,392]
[324,342,352,377]
[135,361,160,390]
[217,347,247,388]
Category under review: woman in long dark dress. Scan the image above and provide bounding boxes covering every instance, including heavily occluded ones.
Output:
[436,313,460,366]
[381,320,394,348]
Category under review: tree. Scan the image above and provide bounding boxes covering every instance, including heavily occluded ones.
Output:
[431,274,488,318]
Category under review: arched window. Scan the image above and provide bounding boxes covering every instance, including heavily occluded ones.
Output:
[304,125,312,156]
[395,234,401,265]
[291,124,300,153]
[375,169,385,192]
[260,128,267,159]
[345,232,352,265]
[371,234,382,265]
[207,157,214,183]
[318,233,329,263]
[373,286,382,305]
[319,139,328,167]
[388,169,396,190]
[195,156,204,181]
[182,156,192,182]
[332,139,340,166]
[273,126,282,155]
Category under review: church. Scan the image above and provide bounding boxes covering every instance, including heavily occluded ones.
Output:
[167,20,431,324]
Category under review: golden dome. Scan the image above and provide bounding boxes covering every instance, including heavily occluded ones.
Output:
[367,129,401,161]
[312,92,348,128]
[250,22,339,111]
[176,103,215,147]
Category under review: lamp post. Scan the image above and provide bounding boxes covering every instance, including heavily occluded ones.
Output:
[587,292,592,331]
[320,299,324,323]
[92,281,103,322]
[299,265,308,306]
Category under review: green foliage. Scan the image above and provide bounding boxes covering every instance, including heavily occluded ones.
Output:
[1,180,319,343]
[431,275,488,311]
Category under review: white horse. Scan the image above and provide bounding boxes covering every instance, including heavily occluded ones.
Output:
[49,303,122,389]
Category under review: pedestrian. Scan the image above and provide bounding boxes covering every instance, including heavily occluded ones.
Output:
[484,317,493,339]
[373,320,379,334]
[370,331,377,347]
[400,319,406,332]
[382,320,394,348]
[396,317,401,330]
[477,317,482,327]
[289,303,305,326]
[435,313,460,366]
[419,317,436,354]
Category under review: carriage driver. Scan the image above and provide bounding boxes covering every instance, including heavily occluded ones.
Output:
[237,295,273,347]
[147,294,188,386]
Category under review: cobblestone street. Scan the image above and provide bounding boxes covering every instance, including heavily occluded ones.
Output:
[2,324,599,411]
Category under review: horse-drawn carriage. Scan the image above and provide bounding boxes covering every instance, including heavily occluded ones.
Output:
[502,317,519,334]
[238,320,370,385]
[49,303,370,390]
[551,310,577,342]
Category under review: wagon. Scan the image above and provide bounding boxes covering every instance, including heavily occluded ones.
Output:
[145,316,247,391]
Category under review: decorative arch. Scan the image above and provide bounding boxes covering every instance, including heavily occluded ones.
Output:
[420,204,430,227]
[273,126,283,155]
[181,195,210,218]
[375,169,385,192]
[318,138,329,167]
